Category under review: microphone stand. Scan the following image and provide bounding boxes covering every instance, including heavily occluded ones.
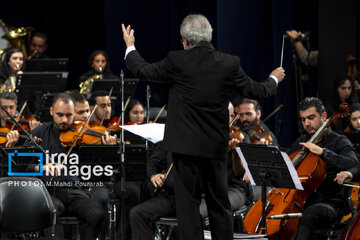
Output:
[118,69,126,240]
[0,104,46,155]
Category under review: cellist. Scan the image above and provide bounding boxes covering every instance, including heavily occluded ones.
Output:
[290,97,358,240]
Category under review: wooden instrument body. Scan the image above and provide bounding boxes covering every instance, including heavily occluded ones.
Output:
[243,150,327,239]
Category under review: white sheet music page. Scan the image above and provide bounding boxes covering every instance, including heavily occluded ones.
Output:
[281,151,304,190]
[120,123,165,143]
[235,147,256,185]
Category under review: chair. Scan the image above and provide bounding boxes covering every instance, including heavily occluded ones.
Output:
[56,216,84,240]
[0,177,56,238]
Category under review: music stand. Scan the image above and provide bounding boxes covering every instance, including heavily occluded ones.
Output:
[25,58,69,71]
[92,78,138,97]
[237,143,301,234]
[78,144,147,182]
[0,146,39,177]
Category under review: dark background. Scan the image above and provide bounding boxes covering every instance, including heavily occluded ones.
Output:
[1,0,359,147]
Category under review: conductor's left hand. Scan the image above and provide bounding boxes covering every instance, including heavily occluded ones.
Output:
[122,24,135,48]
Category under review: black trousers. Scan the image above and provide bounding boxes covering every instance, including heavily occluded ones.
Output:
[294,202,343,240]
[130,193,176,240]
[172,153,233,240]
[51,188,106,240]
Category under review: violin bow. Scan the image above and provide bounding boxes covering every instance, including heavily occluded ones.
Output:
[116,96,131,125]
[10,100,27,131]
[229,114,240,127]
[100,87,113,126]
[262,104,283,123]
[153,104,166,123]
[154,162,174,193]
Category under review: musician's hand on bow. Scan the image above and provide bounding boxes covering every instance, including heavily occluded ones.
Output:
[334,171,353,185]
[122,24,135,48]
[228,138,240,151]
[270,67,285,83]
[151,173,165,188]
[5,130,19,147]
[243,172,250,183]
[299,142,323,156]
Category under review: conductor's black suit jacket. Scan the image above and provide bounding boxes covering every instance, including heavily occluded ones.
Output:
[126,41,277,159]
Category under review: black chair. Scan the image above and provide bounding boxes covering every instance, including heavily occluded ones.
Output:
[0,177,56,238]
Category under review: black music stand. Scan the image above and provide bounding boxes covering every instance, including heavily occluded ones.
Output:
[78,144,147,182]
[0,146,39,177]
[92,78,138,97]
[237,143,300,235]
[16,72,68,114]
[25,58,69,71]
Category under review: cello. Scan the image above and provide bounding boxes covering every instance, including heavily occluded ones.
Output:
[243,110,348,239]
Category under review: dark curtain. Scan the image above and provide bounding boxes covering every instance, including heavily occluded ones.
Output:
[3,0,358,147]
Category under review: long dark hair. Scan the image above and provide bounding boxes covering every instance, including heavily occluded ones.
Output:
[348,103,360,131]
[333,75,357,105]
[124,99,144,123]
[87,50,112,74]
[1,48,25,77]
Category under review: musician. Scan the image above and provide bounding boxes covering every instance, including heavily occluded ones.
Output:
[0,48,24,83]
[0,92,41,147]
[235,98,278,145]
[122,14,285,240]
[88,90,112,127]
[29,32,49,59]
[23,92,106,240]
[289,97,358,240]
[325,75,358,117]
[347,103,360,131]
[73,92,91,122]
[79,50,118,84]
[124,99,145,124]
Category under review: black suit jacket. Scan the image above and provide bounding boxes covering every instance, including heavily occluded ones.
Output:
[126,41,277,159]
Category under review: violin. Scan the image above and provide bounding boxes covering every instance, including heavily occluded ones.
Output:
[248,124,273,145]
[59,121,120,146]
[0,127,42,146]
[6,115,38,133]
[329,103,351,130]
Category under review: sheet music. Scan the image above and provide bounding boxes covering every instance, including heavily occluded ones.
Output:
[121,123,165,143]
[236,147,256,185]
[281,151,304,190]
[236,147,304,190]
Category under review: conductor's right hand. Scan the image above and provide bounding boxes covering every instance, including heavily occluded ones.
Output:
[270,67,285,83]
[121,24,135,48]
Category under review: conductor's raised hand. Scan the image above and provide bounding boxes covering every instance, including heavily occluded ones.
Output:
[121,24,135,48]
[270,67,285,83]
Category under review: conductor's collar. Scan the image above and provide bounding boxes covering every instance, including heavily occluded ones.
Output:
[192,41,214,50]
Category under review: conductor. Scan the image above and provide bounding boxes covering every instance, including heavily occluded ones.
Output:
[122,14,285,240]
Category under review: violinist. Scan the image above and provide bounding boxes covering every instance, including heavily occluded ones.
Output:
[124,99,145,124]
[73,92,91,122]
[88,90,112,127]
[23,92,106,239]
[289,97,358,240]
[235,98,277,145]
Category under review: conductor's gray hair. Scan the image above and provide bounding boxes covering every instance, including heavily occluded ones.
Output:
[180,14,213,46]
